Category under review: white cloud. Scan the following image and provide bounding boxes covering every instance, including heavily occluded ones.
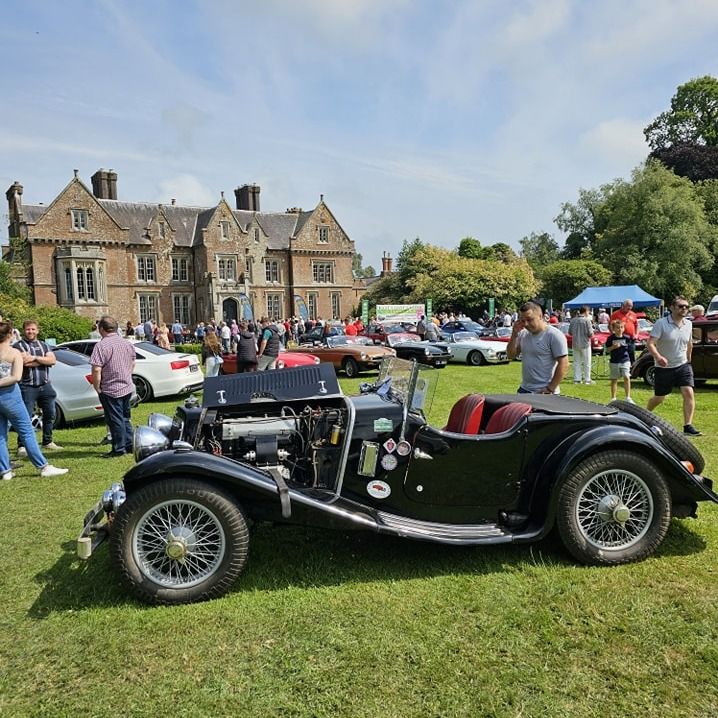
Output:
[578,118,649,168]
[154,175,216,207]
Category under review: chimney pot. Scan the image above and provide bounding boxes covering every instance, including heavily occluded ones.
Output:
[171,198,176,205]
[73,169,79,178]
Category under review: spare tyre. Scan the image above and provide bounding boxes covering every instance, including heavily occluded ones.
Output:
[609,399,704,474]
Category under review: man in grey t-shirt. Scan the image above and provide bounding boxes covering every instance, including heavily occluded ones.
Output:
[508,301,568,394]
[569,305,594,384]
[646,296,700,435]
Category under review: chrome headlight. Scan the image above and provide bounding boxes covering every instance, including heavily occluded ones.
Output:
[487,350,496,357]
[424,348,431,356]
[313,356,321,364]
[134,425,170,462]
[360,352,368,360]
[148,413,174,436]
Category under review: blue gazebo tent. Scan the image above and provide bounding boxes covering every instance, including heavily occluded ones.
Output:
[563,285,661,310]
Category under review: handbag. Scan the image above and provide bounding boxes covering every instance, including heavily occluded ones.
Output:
[213,351,224,365]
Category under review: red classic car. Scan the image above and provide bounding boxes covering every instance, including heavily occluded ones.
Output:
[220,350,320,373]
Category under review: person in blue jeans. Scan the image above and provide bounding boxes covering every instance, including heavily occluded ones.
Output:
[0,320,68,480]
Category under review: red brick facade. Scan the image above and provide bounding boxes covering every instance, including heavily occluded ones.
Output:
[5,171,358,326]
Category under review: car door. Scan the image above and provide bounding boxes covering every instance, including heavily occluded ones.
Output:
[403,425,525,512]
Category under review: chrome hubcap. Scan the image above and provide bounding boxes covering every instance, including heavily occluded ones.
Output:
[133,500,226,588]
[576,469,654,550]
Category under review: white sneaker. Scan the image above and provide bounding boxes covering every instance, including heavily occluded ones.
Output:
[17,447,27,457]
[40,464,68,478]
[626,397,636,404]
[2,471,14,480]
[42,442,63,451]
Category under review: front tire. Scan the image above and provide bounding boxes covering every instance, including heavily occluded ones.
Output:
[557,450,671,565]
[132,375,153,403]
[343,357,360,378]
[111,478,250,604]
[467,351,485,366]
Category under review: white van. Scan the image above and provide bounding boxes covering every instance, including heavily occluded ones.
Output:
[707,295,718,317]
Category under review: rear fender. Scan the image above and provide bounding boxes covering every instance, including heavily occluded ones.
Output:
[528,425,701,534]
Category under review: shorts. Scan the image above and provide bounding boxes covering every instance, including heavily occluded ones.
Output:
[653,362,694,397]
[609,361,631,380]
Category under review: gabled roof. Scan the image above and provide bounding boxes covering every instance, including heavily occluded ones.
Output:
[22,205,48,224]
[232,210,301,250]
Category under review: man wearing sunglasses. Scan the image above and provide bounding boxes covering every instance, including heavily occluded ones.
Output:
[646,296,701,436]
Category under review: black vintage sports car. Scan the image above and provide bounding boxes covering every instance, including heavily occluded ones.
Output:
[78,358,717,605]
[385,332,451,368]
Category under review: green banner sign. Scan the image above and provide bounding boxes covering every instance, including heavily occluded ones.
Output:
[426,298,433,318]
[361,299,369,325]
[488,298,495,318]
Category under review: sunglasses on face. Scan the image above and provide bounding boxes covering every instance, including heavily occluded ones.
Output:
[675,304,689,310]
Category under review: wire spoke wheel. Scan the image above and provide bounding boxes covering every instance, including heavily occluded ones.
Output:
[112,478,250,604]
[133,499,226,588]
[575,469,653,550]
[557,450,671,565]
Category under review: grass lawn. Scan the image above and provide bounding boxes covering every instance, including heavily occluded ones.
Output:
[0,360,716,717]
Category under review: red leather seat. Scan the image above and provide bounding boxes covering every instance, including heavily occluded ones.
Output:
[445,394,485,434]
[484,402,532,434]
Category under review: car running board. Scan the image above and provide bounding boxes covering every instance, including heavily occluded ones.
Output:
[375,511,513,544]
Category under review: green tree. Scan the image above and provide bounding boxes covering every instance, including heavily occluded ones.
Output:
[593,161,716,299]
[0,261,31,301]
[554,182,620,258]
[352,253,376,278]
[644,75,718,150]
[485,242,518,263]
[537,259,612,307]
[457,237,487,259]
[519,232,560,267]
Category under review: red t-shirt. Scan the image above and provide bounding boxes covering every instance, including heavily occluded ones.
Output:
[610,309,638,338]
[345,324,357,336]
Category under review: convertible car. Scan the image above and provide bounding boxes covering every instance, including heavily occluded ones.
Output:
[78,357,717,605]
[442,331,510,365]
[287,335,395,377]
[385,332,451,368]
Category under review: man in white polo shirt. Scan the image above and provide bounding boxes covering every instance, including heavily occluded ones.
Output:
[646,296,700,436]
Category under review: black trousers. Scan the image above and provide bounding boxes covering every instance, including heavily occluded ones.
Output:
[19,383,57,447]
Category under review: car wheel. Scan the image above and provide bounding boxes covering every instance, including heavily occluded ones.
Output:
[609,399,704,474]
[343,357,360,378]
[111,478,250,605]
[132,375,153,403]
[467,351,485,366]
[557,450,671,565]
[53,405,65,429]
[643,365,656,388]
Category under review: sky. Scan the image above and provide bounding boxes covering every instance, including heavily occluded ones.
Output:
[2,0,718,271]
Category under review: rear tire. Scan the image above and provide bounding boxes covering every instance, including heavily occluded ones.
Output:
[557,450,671,565]
[610,399,704,474]
[133,375,153,403]
[343,357,360,378]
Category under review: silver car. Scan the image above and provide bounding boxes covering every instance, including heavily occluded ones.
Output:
[44,348,105,426]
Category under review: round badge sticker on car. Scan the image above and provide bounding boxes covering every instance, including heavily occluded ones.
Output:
[367,480,391,499]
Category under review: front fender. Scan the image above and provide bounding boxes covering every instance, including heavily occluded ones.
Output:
[529,425,699,533]
[123,450,278,498]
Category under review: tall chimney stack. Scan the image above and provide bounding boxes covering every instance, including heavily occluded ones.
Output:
[381,252,393,276]
[235,184,261,211]
[107,169,118,200]
[91,169,112,199]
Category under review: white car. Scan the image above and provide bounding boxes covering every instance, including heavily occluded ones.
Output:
[56,339,203,403]
[443,331,510,365]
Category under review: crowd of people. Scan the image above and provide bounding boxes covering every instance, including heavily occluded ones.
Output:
[0,293,703,484]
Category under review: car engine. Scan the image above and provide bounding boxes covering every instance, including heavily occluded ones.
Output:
[196,401,349,489]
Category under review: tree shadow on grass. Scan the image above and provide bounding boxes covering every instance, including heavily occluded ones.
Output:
[28,517,708,616]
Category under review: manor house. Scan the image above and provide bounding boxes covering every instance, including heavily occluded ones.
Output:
[4,169,356,326]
